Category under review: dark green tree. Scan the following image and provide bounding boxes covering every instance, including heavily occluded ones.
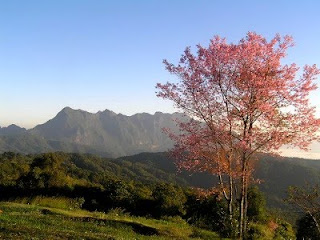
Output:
[152,183,187,217]
[287,184,320,235]
[296,213,320,240]
[19,153,68,189]
[247,186,267,223]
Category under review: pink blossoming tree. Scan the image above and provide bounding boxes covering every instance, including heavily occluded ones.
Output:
[156,32,320,238]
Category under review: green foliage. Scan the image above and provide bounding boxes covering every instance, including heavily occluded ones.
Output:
[247,186,267,223]
[185,192,231,237]
[18,153,71,189]
[152,183,187,217]
[0,152,189,220]
[0,151,310,239]
[247,219,295,240]
[0,152,30,186]
[104,179,133,202]
[273,219,295,240]
[13,196,85,210]
[256,154,320,209]
[1,151,319,211]
[0,202,225,239]
[247,223,274,240]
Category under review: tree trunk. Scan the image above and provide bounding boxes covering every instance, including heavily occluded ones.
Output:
[239,175,245,239]
[229,175,234,232]
[309,212,320,235]
[243,173,248,238]
[239,153,248,239]
[218,172,234,235]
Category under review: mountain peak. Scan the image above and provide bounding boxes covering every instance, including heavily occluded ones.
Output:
[98,109,117,117]
[57,107,93,117]
[0,124,27,136]
[60,106,74,113]
[7,124,24,129]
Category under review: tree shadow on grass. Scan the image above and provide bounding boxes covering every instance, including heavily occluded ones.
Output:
[71,216,160,236]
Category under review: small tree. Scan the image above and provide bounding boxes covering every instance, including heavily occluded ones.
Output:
[287,184,320,235]
[152,183,187,217]
[247,186,267,223]
[156,32,320,238]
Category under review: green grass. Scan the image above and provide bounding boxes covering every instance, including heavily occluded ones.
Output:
[10,196,85,210]
[0,202,225,240]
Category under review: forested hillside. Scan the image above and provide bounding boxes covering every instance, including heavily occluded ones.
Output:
[1,151,308,238]
[1,151,319,210]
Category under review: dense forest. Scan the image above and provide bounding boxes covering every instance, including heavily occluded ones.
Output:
[0,151,319,238]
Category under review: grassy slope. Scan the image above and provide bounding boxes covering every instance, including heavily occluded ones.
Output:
[0,202,224,240]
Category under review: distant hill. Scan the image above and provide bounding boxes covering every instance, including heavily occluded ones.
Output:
[0,124,27,136]
[119,152,320,208]
[1,151,319,210]
[0,107,186,157]
[1,107,320,209]
[0,133,113,157]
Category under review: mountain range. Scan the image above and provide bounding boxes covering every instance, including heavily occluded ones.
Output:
[0,107,184,157]
[1,107,320,211]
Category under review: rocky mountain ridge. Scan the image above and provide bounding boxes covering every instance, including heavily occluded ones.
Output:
[0,107,184,157]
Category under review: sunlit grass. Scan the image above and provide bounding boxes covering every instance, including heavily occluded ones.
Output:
[0,201,225,240]
[11,196,85,210]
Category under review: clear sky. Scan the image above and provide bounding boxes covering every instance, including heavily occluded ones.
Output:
[1,0,320,129]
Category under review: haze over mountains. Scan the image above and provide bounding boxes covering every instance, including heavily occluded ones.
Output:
[1,106,320,159]
[0,124,27,136]
[0,107,184,157]
[1,107,320,209]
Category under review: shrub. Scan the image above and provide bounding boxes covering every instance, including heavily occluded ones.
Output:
[152,183,187,217]
[247,186,267,223]
[273,219,295,240]
[247,223,273,240]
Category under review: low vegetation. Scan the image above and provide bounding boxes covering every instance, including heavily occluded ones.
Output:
[0,202,223,239]
[0,151,318,239]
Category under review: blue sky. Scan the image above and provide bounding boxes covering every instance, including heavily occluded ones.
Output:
[1,0,320,128]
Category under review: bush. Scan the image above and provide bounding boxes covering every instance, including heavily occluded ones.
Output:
[247,223,273,240]
[184,192,231,237]
[273,219,295,240]
[247,186,267,223]
[152,183,187,217]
